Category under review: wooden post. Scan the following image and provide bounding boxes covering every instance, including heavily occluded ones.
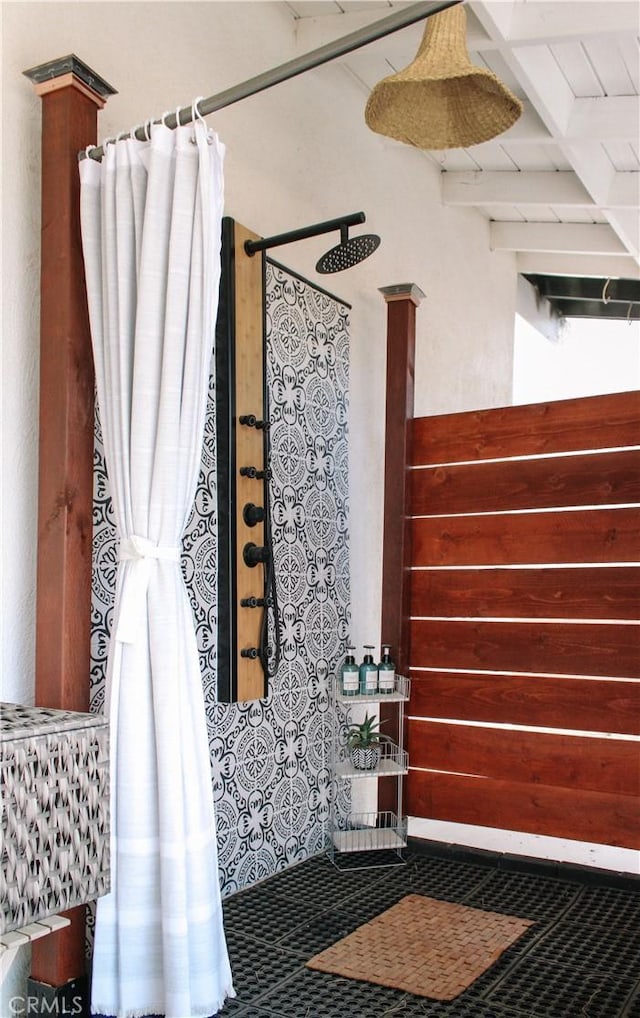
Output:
[378,283,425,814]
[23,54,115,994]
[379,283,424,672]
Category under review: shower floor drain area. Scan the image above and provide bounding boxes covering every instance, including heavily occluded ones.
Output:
[215,843,640,1018]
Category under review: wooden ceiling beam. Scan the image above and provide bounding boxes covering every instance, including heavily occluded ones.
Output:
[517,252,640,279]
[568,96,640,143]
[474,1,640,45]
[473,1,639,264]
[491,221,626,255]
[443,170,593,208]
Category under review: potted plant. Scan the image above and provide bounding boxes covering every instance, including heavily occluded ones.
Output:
[345,712,387,771]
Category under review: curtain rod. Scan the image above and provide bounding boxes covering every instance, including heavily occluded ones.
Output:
[80,0,460,161]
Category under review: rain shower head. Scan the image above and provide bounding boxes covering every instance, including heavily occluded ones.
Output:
[316,226,380,274]
[244,211,381,274]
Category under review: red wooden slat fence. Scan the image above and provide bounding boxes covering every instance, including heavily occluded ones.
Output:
[406,389,640,850]
[411,390,640,462]
[410,566,640,620]
[410,672,640,736]
[412,507,639,565]
[410,449,640,516]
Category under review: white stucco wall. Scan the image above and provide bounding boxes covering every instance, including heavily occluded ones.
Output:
[1,0,516,706]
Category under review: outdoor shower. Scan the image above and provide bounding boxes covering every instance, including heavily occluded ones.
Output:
[217,212,380,702]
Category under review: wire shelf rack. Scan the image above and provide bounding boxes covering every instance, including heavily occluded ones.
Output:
[336,744,409,780]
[331,811,407,855]
[336,673,411,704]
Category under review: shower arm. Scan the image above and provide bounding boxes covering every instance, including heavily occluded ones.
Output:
[244,212,365,256]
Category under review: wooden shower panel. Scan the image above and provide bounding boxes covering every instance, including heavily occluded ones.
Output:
[406,389,640,851]
[233,221,267,701]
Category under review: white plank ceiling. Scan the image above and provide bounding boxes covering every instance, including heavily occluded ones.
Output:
[285,0,640,288]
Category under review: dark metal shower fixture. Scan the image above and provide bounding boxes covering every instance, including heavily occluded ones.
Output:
[317,226,381,274]
[244,212,381,274]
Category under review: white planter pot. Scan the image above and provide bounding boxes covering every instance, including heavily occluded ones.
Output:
[349,744,381,771]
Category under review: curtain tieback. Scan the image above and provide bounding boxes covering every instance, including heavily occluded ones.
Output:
[115,535,181,644]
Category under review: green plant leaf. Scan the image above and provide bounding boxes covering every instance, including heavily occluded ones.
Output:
[345,711,383,748]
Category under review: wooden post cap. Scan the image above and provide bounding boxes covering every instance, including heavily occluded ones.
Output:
[379,283,426,306]
[23,54,117,107]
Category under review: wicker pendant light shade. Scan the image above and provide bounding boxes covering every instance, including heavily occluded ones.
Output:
[365,6,522,150]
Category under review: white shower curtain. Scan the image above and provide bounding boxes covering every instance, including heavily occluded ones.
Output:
[80,118,234,1018]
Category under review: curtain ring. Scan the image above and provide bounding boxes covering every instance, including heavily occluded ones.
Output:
[627,302,634,325]
[191,96,212,143]
[132,123,152,142]
[192,96,205,126]
[602,278,612,304]
[160,110,171,126]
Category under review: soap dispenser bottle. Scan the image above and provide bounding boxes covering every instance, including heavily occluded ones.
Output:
[341,645,359,697]
[359,645,378,695]
[378,644,395,694]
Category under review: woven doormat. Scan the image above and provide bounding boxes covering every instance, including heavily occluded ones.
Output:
[306,894,534,1000]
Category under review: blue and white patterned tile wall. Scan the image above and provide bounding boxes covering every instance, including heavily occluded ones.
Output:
[91,260,351,898]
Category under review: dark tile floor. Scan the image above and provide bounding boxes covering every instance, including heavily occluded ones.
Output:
[216,840,640,1018]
